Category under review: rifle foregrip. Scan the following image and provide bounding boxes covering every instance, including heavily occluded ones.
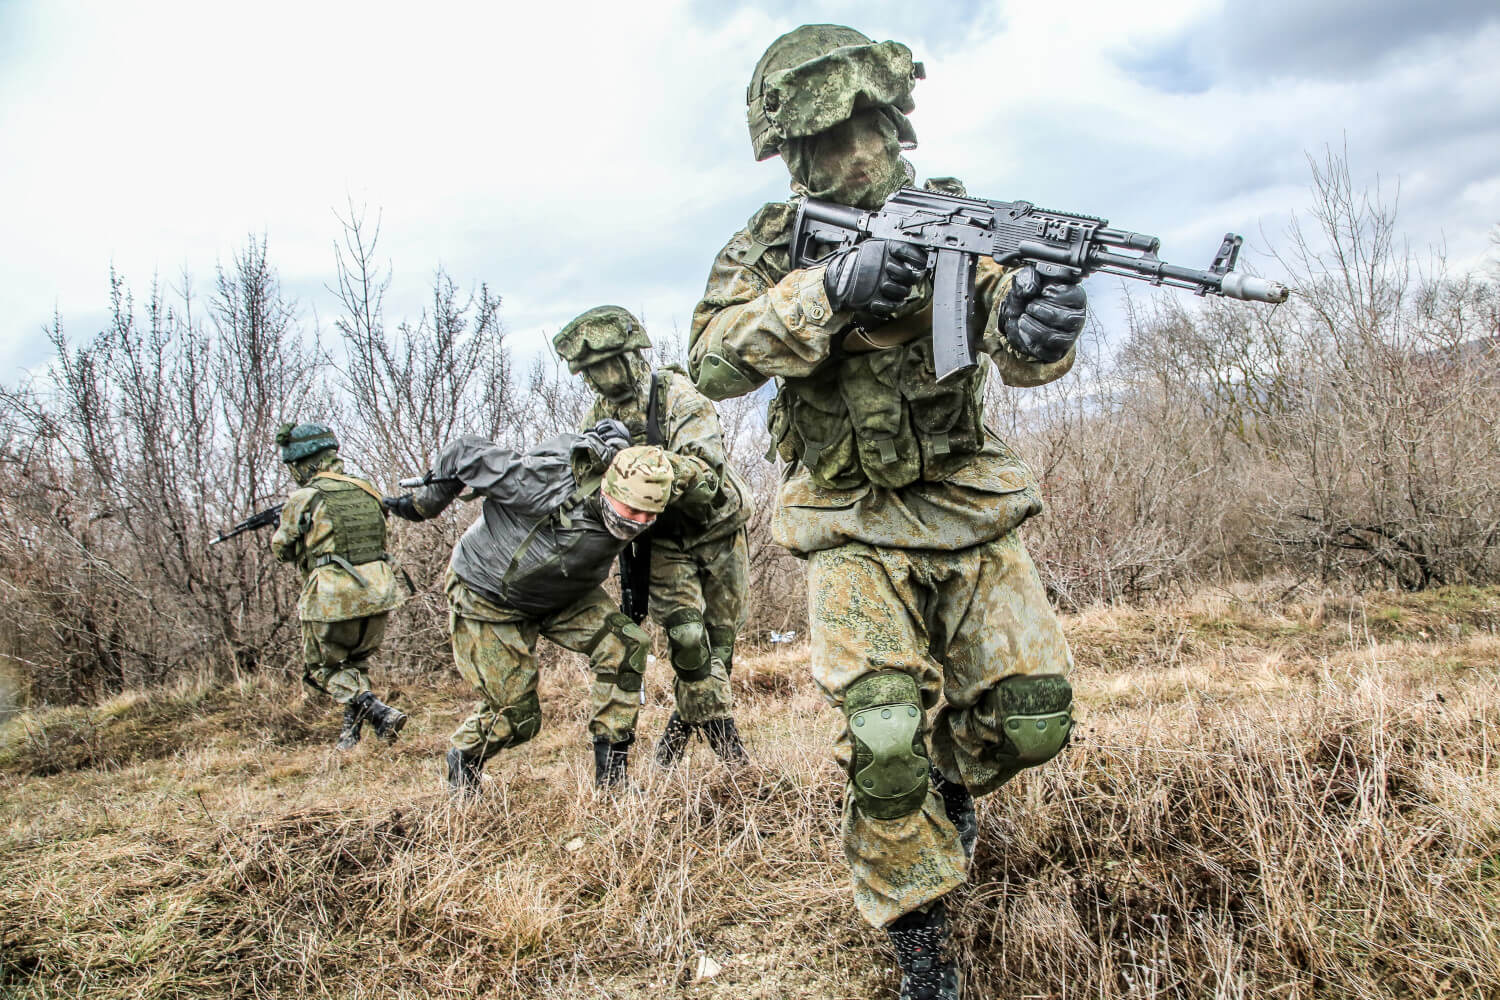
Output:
[1219,273,1290,303]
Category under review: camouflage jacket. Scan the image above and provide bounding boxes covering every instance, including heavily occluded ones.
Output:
[688,178,1075,557]
[270,456,405,623]
[582,366,753,547]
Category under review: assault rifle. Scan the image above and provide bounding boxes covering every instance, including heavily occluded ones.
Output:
[617,540,651,626]
[791,188,1292,382]
[209,504,285,546]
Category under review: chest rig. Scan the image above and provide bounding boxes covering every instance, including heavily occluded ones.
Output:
[306,473,388,578]
[768,335,987,490]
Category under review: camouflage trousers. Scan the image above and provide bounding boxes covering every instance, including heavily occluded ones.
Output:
[808,530,1072,927]
[648,527,748,723]
[300,613,387,704]
[446,570,645,762]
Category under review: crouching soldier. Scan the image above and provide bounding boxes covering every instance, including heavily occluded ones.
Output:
[271,422,408,749]
[385,421,696,793]
[553,305,755,767]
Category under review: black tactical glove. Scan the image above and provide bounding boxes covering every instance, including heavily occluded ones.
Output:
[383,494,424,522]
[999,265,1088,364]
[822,239,927,319]
[581,418,632,465]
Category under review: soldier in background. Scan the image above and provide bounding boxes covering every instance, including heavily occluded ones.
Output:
[271,422,407,749]
[385,423,705,792]
[688,25,1088,1000]
[554,306,753,766]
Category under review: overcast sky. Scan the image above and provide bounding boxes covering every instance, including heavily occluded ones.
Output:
[3,0,1498,378]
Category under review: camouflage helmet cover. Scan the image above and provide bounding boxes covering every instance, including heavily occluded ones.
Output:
[601,445,673,514]
[276,421,339,463]
[747,23,923,161]
[552,305,652,374]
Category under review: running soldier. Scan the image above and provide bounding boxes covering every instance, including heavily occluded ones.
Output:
[271,422,407,749]
[688,25,1087,999]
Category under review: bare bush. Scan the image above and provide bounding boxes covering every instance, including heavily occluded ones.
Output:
[2,146,1496,704]
[998,148,1500,607]
[0,241,322,701]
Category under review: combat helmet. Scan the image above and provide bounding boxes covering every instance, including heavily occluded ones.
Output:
[747,24,923,162]
[276,422,338,463]
[553,306,652,374]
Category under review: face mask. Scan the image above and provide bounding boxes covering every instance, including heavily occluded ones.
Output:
[583,355,642,403]
[784,109,909,210]
[601,497,653,540]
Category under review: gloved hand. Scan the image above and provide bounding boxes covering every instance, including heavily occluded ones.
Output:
[383,494,424,522]
[822,239,927,319]
[582,418,632,465]
[999,265,1087,364]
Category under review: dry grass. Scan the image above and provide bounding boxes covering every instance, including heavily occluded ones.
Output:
[2,584,1498,999]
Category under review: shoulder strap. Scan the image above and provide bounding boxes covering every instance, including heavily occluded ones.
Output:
[312,471,385,505]
[644,371,664,447]
[501,472,603,587]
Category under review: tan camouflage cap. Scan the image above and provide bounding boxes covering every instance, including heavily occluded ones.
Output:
[601,445,672,514]
[552,305,652,374]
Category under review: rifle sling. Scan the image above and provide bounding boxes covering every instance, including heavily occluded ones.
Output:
[644,371,664,447]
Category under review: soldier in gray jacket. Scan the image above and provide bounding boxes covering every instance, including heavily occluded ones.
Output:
[386,422,690,792]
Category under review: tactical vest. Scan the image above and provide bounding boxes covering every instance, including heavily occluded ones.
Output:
[307,473,388,570]
[767,332,988,490]
[747,179,989,492]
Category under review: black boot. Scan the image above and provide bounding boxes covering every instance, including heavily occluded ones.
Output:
[445,747,483,797]
[886,902,961,1000]
[335,700,364,750]
[702,716,749,764]
[593,733,633,788]
[352,691,407,743]
[932,767,977,860]
[655,711,694,767]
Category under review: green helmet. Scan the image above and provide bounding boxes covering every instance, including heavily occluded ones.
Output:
[275,421,338,464]
[746,24,923,162]
[552,306,652,374]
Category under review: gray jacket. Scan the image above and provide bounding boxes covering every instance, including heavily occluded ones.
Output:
[413,433,625,617]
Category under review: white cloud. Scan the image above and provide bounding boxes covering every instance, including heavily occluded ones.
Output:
[2,0,1496,376]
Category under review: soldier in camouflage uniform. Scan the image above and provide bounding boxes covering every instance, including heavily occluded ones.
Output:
[270,422,408,749]
[385,423,710,792]
[553,306,754,766]
[688,26,1088,999]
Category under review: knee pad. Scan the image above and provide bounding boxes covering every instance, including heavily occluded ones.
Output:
[707,624,737,675]
[663,608,712,682]
[591,612,650,693]
[992,673,1073,769]
[497,690,542,748]
[845,671,930,821]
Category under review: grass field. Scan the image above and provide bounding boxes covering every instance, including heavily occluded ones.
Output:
[2,584,1497,998]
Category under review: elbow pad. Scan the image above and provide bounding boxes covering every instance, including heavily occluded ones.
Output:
[696,351,762,401]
